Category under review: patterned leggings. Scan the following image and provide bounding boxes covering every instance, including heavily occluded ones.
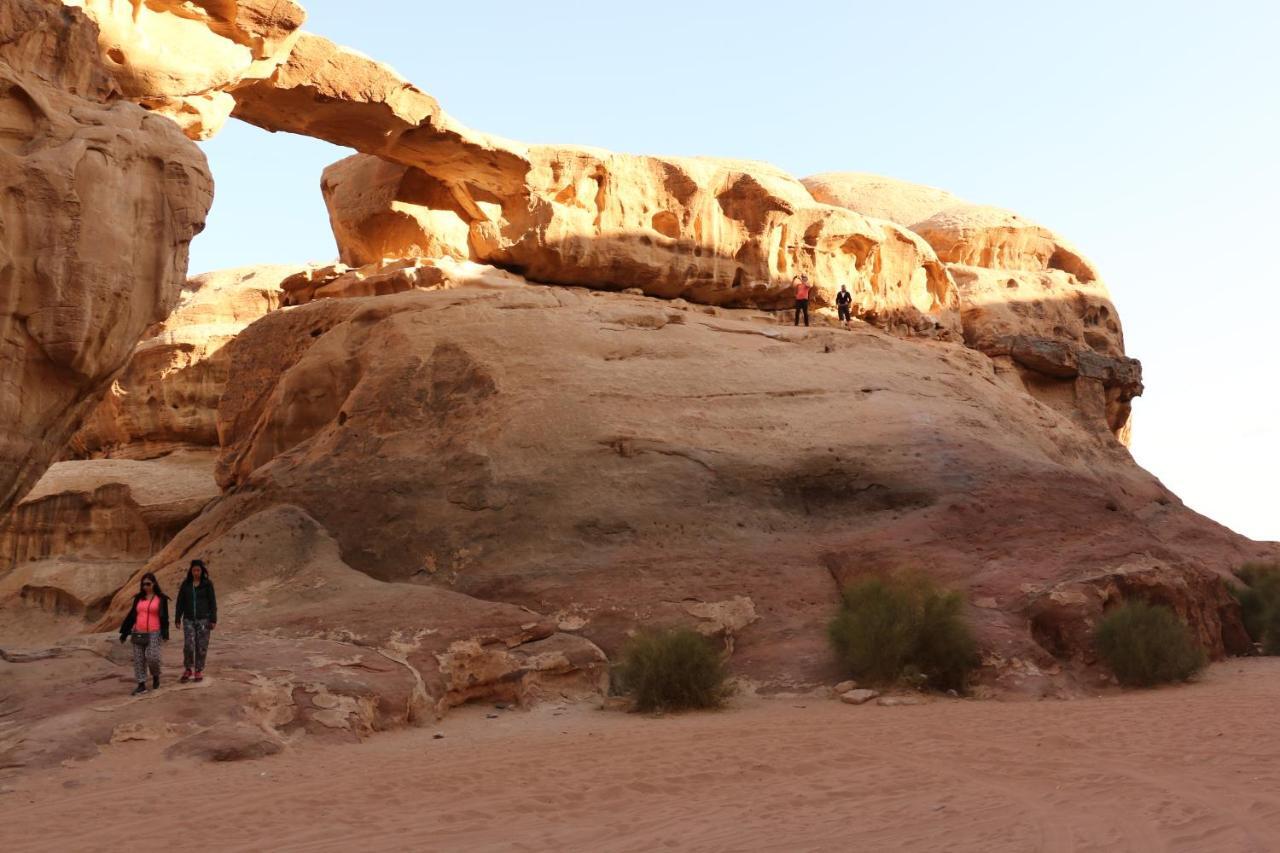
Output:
[131,632,162,682]
[183,619,211,671]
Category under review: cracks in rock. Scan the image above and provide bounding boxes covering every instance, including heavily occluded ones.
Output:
[699,322,790,341]
[602,438,717,473]
[377,630,432,724]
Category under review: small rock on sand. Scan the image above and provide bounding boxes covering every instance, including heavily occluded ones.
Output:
[840,689,880,705]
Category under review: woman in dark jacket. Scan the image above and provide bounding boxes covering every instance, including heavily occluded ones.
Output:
[174,559,218,683]
[118,572,169,695]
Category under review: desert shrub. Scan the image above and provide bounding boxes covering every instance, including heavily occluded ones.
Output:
[828,574,977,692]
[614,628,730,712]
[1264,607,1280,657]
[1094,601,1206,687]
[1231,562,1280,649]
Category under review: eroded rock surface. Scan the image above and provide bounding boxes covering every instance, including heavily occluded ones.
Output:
[95,283,1266,699]
[807,175,1140,438]
[70,264,301,459]
[225,34,956,334]
[0,0,213,516]
[63,0,307,139]
[0,451,218,636]
[320,149,958,335]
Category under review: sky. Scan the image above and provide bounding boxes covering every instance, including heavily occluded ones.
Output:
[192,0,1280,541]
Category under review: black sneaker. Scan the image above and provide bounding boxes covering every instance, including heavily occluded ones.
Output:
[152,675,160,690]
[131,683,146,696]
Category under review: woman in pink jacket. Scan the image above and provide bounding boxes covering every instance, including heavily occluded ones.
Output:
[118,572,170,695]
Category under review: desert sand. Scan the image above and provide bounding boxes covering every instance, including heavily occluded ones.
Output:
[4,659,1279,852]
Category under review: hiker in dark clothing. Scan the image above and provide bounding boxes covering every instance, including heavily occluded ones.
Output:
[836,285,853,327]
[174,559,218,683]
[792,274,812,327]
[118,572,170,695]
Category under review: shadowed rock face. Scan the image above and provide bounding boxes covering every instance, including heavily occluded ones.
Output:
[0,1,213,517]
[69,264,303,460]
[84,283,1268,693]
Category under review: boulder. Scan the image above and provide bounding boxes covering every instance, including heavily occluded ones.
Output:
[0,3,213,516]
[839,689,879,705]
[321,151,475,267]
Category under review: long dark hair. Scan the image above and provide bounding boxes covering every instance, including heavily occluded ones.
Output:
[137,571,166,599]
[182,559,211,587]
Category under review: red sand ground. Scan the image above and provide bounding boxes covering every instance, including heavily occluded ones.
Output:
[4,659,1279,852]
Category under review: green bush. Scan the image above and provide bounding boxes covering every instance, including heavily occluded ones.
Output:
[1264,607,1280,657]
[614,628,730,712]
[1231,562,1280,649]
[1094,601,1206,687]
[827,574,977,692]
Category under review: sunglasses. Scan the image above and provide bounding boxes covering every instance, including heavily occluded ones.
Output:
[142,582,154,587]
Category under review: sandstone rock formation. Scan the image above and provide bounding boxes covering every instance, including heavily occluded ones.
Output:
[802,173,961,227]
[1,1,1275,779]
[88,282,1266,692]
[320,153,477,267]
[70,264,301,459]
[0,451,217,640]
[0,0,213,517]
[62,0,306,139]
[0,498,607,771]
[276,256,526,307]
[223,33,955,334]
[319,150,958,335]
[231,32,529,191]
[0,0,116,98]
[805,174,1140,438]
[917,207,1141,439]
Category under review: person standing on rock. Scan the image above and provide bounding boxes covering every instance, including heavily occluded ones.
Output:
[836,285,853,328]
[792,274,812,327]
[175,559,217,684]
[118,572,170,695]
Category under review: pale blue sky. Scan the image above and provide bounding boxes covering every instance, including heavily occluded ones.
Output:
[193,1,1280,541]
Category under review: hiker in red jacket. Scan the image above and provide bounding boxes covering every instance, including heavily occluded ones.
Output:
[792,274,812,327]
